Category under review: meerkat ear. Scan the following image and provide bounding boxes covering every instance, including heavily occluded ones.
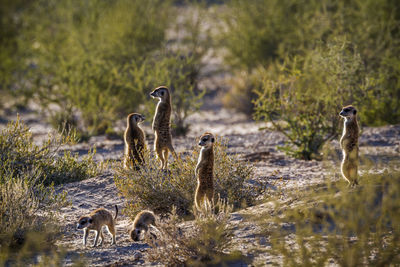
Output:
[160,91,164,96]
[88,218,93,224]
[353,109,357,115]
[211,137,215,143]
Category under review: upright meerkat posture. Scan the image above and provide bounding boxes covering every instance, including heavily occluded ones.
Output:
[150,86,177,169]
[129,210,157,241]
[76,205,118,247]
[124,113,146,169]
[194,132,215,211]
[339,105,359,186]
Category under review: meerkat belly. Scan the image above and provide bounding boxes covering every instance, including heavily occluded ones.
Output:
[347,148,358,160]
[341,138,350,150]
[198,170,213,187]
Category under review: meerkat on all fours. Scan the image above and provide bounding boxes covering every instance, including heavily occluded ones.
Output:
[76,205,118,247]
[339,105,360,186]
[124,113,146,169]
[150,86,177,170]
[129,210,157,241]
[194,132,215,211]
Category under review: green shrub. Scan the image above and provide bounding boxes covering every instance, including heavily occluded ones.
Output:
[0,166,66,248]
[146,203,245,266]
[254,39,367,160]
[0,0,32,108]
[115,138,257,217]
[16,0,172,135]
[219,0,328,70]
[0,118,100,262]
[259,171,400,266]
[0,118,100,186]
[222,0,400,125]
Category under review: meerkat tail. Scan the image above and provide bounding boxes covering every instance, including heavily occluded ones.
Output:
[114,205,118,220]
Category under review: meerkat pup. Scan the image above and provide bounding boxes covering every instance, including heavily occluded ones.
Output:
[194,132,215,211]
[339,105,360,186]
[124,113,146,169]
[76,205,118,247]
[150,86,177,170]
[129,210,157,241]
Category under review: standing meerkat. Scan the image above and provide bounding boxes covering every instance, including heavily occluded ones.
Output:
[124,113,146,169]
[194,132,215,211]
[76,205,118,247]
[150,86,177,169]
[129,210,157,241]
[339,105,359,186]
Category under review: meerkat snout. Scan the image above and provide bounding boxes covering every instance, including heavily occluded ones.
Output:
[198,135,215,147]
[76,217,93,230]
[339,106,357,118]
[150,86,168,100]
[132,114,145,123]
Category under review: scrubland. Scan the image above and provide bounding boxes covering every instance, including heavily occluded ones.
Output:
[1,0,400,266]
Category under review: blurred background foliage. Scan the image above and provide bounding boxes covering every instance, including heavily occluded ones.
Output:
[0,0,207,137]
[1,0,399,153]
[220,0,400,159]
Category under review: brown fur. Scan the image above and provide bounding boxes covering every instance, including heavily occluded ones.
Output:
[194,132,215,211]
[76,205,118,247]
[150,86,177,169]
[124,113,146,169]
[339,105,359,186]
[129,210,156,241]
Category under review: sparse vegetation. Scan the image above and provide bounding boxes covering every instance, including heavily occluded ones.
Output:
[115,138,257,217]
[146,203,245,266]
[0,118,100,186]
[221,0,400,148]
[1,0,208,137]
[0,118,99,251]
[254,40,367,160]
[1,0,400,265]
[256,171,400,266]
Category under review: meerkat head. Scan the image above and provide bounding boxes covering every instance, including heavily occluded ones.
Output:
[76,216,93,230]
[339,105,357,119]
[198,132,215,148]
[127,113,145,126]
[131,228,141,241]
[150,86,170,102]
